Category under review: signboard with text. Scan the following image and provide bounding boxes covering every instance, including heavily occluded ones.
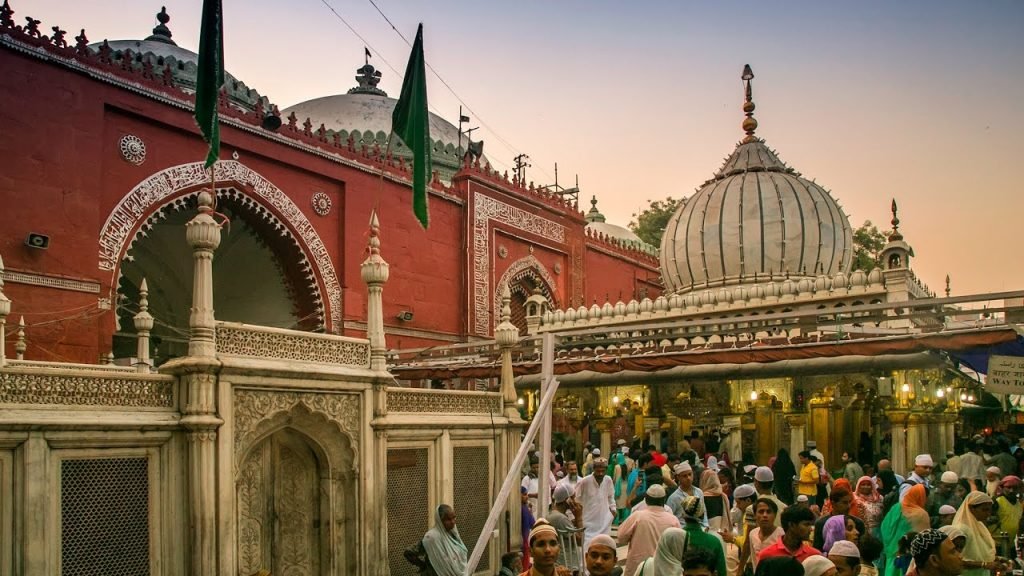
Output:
[988,355,1024,394]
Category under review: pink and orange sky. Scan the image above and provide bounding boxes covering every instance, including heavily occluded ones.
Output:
[20,0,1024,295]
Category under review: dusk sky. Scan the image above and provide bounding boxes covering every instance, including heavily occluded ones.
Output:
[21,0,1024,296]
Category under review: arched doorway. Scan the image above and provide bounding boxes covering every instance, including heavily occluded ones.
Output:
[114,189,324,361]
[237,428,322,576]
[495,256,557,335]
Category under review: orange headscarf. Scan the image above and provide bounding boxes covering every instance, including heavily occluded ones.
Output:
[901,483,931,532]
[822,478,861,518]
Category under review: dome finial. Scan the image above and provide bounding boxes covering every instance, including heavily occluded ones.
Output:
[585,195,606,223]
[889,198,903,241]
[741,64,758,143]
[144,6,176,45]
[348,60,387,96]
[945,274,951,297]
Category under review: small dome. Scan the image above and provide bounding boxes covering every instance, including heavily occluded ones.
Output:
[281,63,481,180]
[585,196,657,254]
[91,8,264,111]
[660,66,852,294]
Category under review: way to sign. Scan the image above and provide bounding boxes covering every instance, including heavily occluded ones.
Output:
[988,354,1024,394]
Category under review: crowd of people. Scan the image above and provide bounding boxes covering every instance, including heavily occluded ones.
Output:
[410,435,1024,576]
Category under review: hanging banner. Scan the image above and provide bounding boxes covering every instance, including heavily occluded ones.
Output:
[987,354,1024,394]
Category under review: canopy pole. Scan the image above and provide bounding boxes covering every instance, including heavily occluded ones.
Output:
[465,335,559,575]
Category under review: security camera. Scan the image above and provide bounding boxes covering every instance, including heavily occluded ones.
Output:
[396,311,414,322]
[25,233,50,249]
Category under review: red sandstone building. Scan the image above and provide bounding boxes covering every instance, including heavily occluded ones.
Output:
[0,4,660,366]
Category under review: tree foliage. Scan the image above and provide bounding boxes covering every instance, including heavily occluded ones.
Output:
[852,220,888,272]
[628,196,685,248]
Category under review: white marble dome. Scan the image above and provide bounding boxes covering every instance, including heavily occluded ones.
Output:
[282,64,471,153]
[660,69,852,294]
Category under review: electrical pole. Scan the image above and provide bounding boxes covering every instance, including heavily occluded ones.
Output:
[513,153,530,183]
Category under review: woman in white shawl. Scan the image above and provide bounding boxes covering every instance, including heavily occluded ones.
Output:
[422,504,468,576]
[952,491,999,576]
[634,527,687,576]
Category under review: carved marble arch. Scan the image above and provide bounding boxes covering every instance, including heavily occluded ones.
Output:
[98,160,342,336]
[235,403,358,576]
[495,255,558,334]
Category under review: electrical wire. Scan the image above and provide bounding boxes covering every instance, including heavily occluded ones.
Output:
[362,0,542,179]
[316,0,540,177]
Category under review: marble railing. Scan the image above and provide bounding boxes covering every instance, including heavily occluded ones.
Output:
[215,322,371,368]
[384,387,501,415]
[0,364,175,408]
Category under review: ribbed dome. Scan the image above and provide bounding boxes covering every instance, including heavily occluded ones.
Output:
[659,67,852,294]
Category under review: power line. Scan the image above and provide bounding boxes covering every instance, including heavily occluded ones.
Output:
[356,0,553,181]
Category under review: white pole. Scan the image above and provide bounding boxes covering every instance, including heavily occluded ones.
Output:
[465,370,560,575]
[537,332,554,519]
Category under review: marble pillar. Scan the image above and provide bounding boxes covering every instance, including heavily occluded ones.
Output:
[889,411,909,473]
[786,414,807,470]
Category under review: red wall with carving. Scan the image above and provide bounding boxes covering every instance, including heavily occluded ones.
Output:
[0,13,661,364]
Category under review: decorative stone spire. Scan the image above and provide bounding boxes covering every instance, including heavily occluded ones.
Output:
[0,252,9,367]
[14,315,25,360]
[494,282,521,417]
[144,6,176,45]
[133,278,154,373]
[584,195,606,223]
[741,64,759,143]
[889,198,903,241]
[185,190,222,357]
[348,63,387,96]
[360,210,390,371]
[945,274,951,298]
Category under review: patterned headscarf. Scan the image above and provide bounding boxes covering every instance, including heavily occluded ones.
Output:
[909,529,948,563]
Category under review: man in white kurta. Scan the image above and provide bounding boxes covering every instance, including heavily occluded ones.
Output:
[574,458,615,551]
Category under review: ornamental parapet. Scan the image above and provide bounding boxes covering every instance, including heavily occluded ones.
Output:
[385,387,501,415]
[215,321,370,368]
[0,364,175,408]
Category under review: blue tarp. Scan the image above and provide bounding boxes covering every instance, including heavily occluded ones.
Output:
[951,335,1024,375]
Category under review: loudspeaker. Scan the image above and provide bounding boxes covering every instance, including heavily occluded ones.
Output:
[25,233,49,249]
[396,311,414,322]
[261,113,282,131]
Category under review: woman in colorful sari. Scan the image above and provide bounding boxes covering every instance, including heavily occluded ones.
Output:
[702,468,733,532]
[952,491,1000,576]
[611,451,630,525]
[880,483,930,576]
[422,504,469,576]
[853,476,883,536]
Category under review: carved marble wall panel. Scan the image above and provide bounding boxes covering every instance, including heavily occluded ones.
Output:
[473,194,566,336]
[216,324,370,367]
[0,370,175,407]
[385,389,501,415]
[232,389,360,469]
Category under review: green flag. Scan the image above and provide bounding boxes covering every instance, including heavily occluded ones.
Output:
[194,0,224,169]
[391,23,431,229]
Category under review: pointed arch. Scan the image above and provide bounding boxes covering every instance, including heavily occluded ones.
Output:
[495,255,558,332]
[98,160,342,331]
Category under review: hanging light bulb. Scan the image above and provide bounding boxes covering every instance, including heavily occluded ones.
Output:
[750,390,758,400]
[946,386,953,393]
[517,397,524,406]
[936,388,944,398]
[612,395,619,405]
[960,393,967,401]
[901,383,910,392]
[967,394,975,403]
